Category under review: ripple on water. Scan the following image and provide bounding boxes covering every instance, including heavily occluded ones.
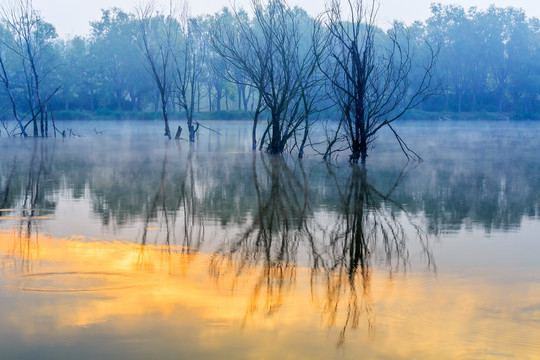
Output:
[6,271,144,293]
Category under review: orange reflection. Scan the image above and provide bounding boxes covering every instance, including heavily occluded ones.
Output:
[1,230,540,359]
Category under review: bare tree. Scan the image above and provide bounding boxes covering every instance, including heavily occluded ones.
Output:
[0,27,27,136]
[315,0,438,164]
[0,0,60,137]
[137,1,205,141]
[136,1,177,139]
[211,0,320,156]
[171,9,204,142]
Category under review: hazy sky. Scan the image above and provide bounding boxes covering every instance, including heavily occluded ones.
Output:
[31,0,540,38]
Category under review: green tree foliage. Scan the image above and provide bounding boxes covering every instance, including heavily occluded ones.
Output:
[1,1,540,139]
[91,8,148,111]
[424,3,540,113]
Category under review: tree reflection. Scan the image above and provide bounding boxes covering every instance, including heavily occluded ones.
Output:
[3,130,538,235]
[210,157,433,345]
[210,154,311,323]
[1,140,58,273]
[0,140,59,215]
[310,164,433,346]
[137,142,205,274]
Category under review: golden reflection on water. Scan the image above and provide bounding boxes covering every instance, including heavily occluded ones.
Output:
[1,230,540,359]
[0,216,58,220]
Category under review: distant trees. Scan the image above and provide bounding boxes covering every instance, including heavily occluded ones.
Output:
[0,0,539,162]
[91,8,146,112]
[424,3,540,113]
[58,36,99,111]
[0,0,60,137]
[316,0,438,164]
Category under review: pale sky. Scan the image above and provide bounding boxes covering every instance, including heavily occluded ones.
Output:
[31,0,540,38]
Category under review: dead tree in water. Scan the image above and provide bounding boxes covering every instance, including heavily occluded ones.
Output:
[136,1,176,139]
[172,9,204,142]
[315,0,438,164]
[210,1,320,156]
[137,1,204,142]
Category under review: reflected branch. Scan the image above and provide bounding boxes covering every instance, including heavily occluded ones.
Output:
[210,156,434,346]
[137,143,205,275]
[210,153,310,325]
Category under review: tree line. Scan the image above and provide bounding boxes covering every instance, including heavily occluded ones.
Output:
[0,0,539,162]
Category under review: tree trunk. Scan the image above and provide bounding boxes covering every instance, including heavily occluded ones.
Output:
[187,116,198,142]
[237,84,242,110]
[154,91,159,112]
[360,137,368,165]
[161,93,171,139]
[215,87,222,112]
[298,119,309,159]
[268,112,282,154]
[44,102,48,137]
[33,115,38,136]
[197,86,201,112]
[208,85,213,111]
[40,111,44,137]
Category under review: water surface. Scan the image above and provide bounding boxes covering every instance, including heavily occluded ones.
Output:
[1,120,540,359]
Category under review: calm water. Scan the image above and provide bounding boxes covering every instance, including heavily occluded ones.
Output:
[1,120,540,359]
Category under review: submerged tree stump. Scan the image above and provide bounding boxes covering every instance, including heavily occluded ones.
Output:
[175,126,182,140]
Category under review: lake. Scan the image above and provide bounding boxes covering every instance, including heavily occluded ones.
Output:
[1,119,540,359]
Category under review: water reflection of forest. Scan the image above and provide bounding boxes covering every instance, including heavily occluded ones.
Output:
[2,136,539,234]
[2,134,540,346]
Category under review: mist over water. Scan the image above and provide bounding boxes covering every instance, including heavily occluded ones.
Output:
[1,120,540,359]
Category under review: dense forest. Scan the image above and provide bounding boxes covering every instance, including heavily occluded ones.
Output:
[0,0,539,161]
[0,1,537,117]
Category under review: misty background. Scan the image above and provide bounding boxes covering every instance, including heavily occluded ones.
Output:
[1,1,539,123]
